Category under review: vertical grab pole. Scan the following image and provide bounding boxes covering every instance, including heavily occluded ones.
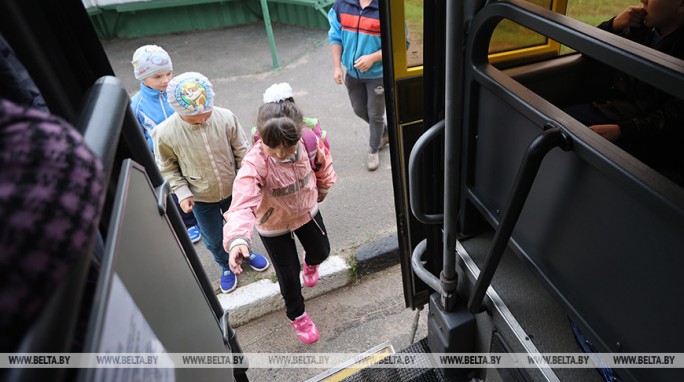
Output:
[441,0,465,311]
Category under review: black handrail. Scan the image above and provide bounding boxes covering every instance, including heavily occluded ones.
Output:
[408,120,445,224]
[411,239,442,293]
[468,126,572,313]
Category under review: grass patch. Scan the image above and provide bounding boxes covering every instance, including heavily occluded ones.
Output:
[405,0,423,46]
[347,254,359,282]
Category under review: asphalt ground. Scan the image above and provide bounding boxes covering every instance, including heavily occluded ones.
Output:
[101,22,399,322]
[237,264,429,382]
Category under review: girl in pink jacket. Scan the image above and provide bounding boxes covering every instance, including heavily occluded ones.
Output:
[223,85,336,344]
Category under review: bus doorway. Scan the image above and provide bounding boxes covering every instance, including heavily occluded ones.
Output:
[383,0,684,381]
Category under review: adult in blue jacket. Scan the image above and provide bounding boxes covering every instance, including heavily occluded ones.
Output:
[328,0,387,171]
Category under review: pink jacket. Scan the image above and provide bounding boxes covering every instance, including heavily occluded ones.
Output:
[223,135,336,250]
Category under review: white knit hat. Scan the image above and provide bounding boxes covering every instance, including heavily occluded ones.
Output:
[166,72,215,115]
[131,45,173,81]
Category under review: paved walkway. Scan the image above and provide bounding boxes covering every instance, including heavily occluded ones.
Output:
[237,264,428,381]
[101,22,399,324]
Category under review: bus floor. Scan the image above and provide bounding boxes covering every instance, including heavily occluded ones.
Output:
[459,232,604,382]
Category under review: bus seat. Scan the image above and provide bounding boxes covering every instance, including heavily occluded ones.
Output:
[0,97,105,382]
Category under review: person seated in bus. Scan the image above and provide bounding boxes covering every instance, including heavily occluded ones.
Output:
[130,45,203,244]
[564,0,684,184]
[153,72,270,294]
[0,98,105,351]
[223,84,336,344]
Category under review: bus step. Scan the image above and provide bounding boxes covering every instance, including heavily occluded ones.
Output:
[308,338,453,382]
[306,341,395,382]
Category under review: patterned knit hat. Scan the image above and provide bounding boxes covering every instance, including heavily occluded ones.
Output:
[166,72,215,115]
[131,45,173,81]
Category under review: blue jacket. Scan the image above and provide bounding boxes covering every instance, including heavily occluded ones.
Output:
[328,0,383,79]
[130,83,175,152]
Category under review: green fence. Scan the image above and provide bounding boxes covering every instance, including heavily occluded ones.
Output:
[87,0,333,40]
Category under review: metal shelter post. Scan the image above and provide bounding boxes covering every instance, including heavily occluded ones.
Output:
[259,0,282,70]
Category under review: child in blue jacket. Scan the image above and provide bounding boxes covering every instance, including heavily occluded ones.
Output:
[130,45,202,243]
[328,0,387,171]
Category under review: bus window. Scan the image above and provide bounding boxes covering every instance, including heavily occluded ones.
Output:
[566,0,630,27]
[490,20,548,54]
[405,0,424,67]
[560,0,635,55]
[488,0,565,64]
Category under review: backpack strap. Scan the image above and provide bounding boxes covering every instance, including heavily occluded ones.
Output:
[301,128,319,172]
[250,126,259,144]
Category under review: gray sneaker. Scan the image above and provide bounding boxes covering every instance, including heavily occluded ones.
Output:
[367,152,380,171]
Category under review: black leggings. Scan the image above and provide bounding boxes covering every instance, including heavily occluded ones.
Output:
[259,211,330,320]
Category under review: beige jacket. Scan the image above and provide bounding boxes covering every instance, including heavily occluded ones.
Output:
[153,107,250,203]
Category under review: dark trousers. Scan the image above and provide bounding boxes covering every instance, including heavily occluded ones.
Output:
[344,74,386,152]
[259,211,330,320]
[562,103,614,126]
[172,193,198,229]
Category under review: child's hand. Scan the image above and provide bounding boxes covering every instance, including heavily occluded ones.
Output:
[353,55,375,73]
[333,67,344,84]
[229,245,250,275]
[180,196,195,213]
[589,124,622,142]
[613,7,646,31]
[317,188,329,203]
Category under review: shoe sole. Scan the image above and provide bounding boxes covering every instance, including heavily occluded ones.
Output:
[302,277,318,288]
[220,278,238,293]
[299,336,319,344]
[302,267,319,287]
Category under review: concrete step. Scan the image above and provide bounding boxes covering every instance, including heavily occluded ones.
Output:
[220,233,400,327]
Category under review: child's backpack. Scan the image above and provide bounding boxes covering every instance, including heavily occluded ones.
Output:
[251,117,330,171]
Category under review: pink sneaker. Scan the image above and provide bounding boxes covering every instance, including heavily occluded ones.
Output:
[301,252,319,287]
[290,312,319,344]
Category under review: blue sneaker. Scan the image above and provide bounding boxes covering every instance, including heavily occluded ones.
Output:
[220,270,237,293]
[245,252,270,272]
[187,225,201,244]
